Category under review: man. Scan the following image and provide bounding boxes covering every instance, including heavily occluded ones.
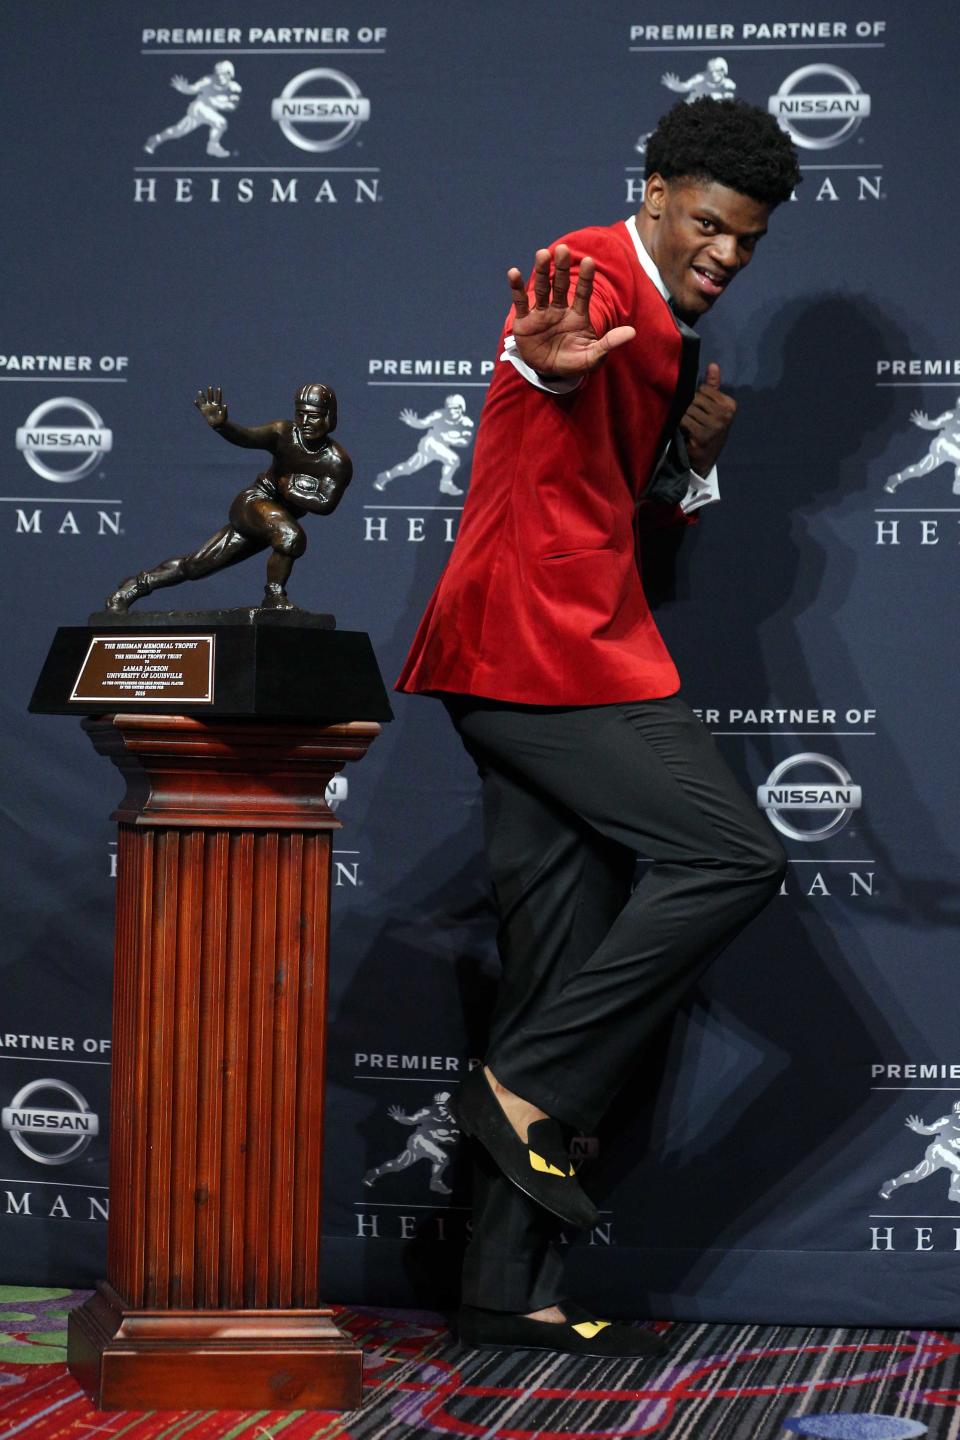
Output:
[106,383,351,613]
[144,61,242,159]
[397,99,801,1358]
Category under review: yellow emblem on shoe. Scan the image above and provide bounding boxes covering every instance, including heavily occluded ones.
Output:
[528,1150,575,1177]
[571,1319,611,1338]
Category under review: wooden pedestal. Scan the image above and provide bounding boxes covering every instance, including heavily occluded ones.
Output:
[67,715,379,1411]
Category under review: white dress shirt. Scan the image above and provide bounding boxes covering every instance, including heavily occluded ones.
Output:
[500,214,721,514]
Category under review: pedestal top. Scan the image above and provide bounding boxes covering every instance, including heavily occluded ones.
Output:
[87,606,336,629]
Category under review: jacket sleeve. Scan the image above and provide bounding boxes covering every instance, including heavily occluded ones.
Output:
[637,434,702,530]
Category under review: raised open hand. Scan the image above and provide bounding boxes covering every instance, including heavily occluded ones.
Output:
[194,385,227,427]
[905,1114,926,1133]
[171,74,192,93]
[507,244,636,377]
[399,408,419,427]
[909,409,930,428]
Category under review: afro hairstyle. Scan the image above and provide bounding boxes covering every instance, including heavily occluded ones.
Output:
[645,97,802,207]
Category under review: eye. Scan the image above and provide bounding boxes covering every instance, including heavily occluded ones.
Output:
[698,217,714,231]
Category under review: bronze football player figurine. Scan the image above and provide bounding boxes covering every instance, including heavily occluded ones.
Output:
[105,383,352,613]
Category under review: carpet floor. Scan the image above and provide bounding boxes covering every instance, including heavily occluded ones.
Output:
[1,1287,958,1439]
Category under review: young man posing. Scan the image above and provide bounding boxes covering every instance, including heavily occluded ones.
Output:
[397,99,802,1358]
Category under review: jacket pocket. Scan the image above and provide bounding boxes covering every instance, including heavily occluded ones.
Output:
[539,547,616,563]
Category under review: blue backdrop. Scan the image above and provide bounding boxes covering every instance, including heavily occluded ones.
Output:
[3,1,959,1325]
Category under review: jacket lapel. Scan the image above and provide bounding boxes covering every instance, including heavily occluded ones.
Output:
[662,307,701,442]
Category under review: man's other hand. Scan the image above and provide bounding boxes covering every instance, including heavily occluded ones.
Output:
[680,362,736,475]
[507,244,636,377]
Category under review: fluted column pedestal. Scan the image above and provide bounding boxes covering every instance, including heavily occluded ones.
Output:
[67,714,379,1411]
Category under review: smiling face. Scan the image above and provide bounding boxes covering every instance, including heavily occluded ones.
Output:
[638,174,771,318]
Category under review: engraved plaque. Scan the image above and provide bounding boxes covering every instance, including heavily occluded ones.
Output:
[70,635,215,704]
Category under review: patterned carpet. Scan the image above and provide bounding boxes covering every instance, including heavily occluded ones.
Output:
[1,1287,959,1439]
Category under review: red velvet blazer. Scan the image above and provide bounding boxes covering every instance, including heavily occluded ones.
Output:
[396,221,690,706]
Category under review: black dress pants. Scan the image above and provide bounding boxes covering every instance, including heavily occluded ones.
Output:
[445,695,787,1312]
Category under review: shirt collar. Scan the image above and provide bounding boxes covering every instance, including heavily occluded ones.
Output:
[625,213,670,303]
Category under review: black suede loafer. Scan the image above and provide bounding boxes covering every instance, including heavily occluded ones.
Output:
[452,1066,599,1229]
[457,1300,666,1359]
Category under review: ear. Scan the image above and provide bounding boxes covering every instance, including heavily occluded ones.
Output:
[643,172,669,219]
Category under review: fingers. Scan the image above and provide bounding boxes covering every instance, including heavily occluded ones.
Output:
[195,386,223,413]
[550,244,570,308]
[511,244,578,316]
[681,384,736,450]
[532,249,552,309]
[596,325,636,355]
[683,400,734,434]
[507,266,529,319]
[685,393,735,422]
[571,255,595,317]
[703,362,722,389]
[685,381,736,422]
[572,326,637,372]
[680,414,710,443]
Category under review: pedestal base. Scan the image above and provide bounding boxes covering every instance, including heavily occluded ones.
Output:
[68,1283,363,1411]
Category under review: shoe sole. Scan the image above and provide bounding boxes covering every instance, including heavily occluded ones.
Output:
[457,1333,665,1360]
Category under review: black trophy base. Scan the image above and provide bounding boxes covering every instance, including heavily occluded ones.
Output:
[30,617,392,722]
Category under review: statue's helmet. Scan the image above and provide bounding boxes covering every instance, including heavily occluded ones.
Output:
[445,394,466,412]
[706,56,729,77]
[434,1091,452,1105]
[214,60,236,80]
[295,382,336,426]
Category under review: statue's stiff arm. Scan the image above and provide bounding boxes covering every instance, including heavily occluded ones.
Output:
[213,418,282,451]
